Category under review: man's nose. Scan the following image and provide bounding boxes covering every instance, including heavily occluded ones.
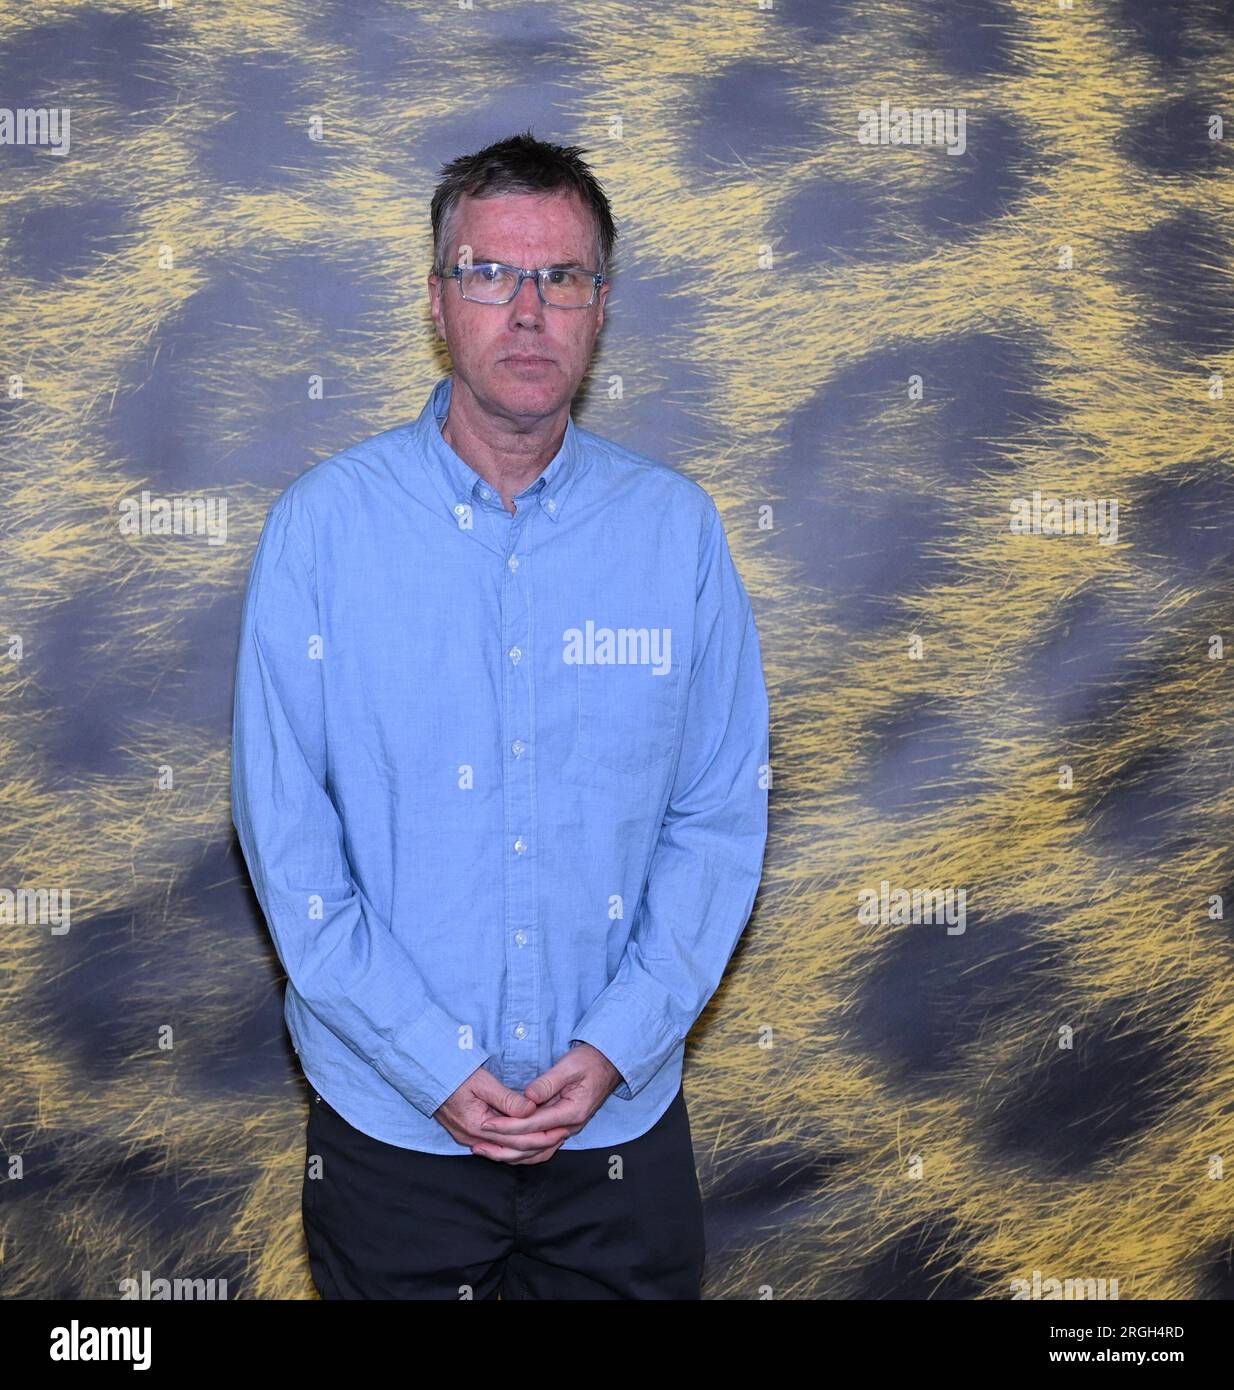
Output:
[509,273,544,323]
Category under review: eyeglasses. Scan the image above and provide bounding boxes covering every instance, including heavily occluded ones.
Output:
[448,261,605,308]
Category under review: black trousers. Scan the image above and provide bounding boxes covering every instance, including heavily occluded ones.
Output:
[301,1085,706,1299]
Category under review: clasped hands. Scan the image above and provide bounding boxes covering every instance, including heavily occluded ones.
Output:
[434,1042,622,1164]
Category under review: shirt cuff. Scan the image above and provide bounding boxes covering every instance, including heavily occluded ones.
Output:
[380,1000,491,1117]
[568,986,678,1101]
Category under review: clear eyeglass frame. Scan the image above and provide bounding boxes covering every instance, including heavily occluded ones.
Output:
[448,262,606,309]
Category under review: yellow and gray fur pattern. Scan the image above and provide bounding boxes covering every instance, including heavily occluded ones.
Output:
[2,0,1232,1299]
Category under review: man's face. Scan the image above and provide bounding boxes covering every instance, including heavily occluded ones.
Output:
[428,189,609,422]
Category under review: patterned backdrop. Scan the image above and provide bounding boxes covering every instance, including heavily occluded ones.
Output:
[3,0,1233,1301]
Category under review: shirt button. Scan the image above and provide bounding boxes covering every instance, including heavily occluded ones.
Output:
[511,740,525,757]
[509,647,522,664]
[546,499,557,513]
[514,837,527,854]
[480,487,492,499]
[507,555,519,570]
[453,503,467,516]
[514,930,528,947]
[514,1023,528,1039]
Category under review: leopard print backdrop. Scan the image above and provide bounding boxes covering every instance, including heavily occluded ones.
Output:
[1,0,1232,1300]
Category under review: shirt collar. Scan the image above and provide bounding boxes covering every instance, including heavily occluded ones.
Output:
[413,374,581,525]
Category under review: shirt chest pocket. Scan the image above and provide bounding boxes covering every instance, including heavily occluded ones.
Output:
[575,660,680,775]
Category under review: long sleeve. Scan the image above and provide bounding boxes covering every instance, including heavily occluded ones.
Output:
[230,493,490,1118]
[568,500,770,1099]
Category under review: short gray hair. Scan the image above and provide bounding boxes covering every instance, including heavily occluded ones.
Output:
[431,129,617,281]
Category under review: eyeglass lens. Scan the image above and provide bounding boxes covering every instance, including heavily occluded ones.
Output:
[458,264,597,306]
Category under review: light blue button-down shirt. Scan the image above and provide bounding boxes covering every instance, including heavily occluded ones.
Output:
[231,374,770,1153]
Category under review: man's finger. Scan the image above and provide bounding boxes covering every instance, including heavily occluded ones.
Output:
[479,1142,563,1165]
[478,1082,539,1117]
[474,1122,571,1150]
[510,1141,566,1165]
[481,1098,575,1135]
[473,1127,570,1162]
[523,1070,568,1107]
[516,1139,566,1162]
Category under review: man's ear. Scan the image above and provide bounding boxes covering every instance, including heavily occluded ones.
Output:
[428,272,447,340]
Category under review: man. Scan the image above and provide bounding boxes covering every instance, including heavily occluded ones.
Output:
[231,130,770,1300]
